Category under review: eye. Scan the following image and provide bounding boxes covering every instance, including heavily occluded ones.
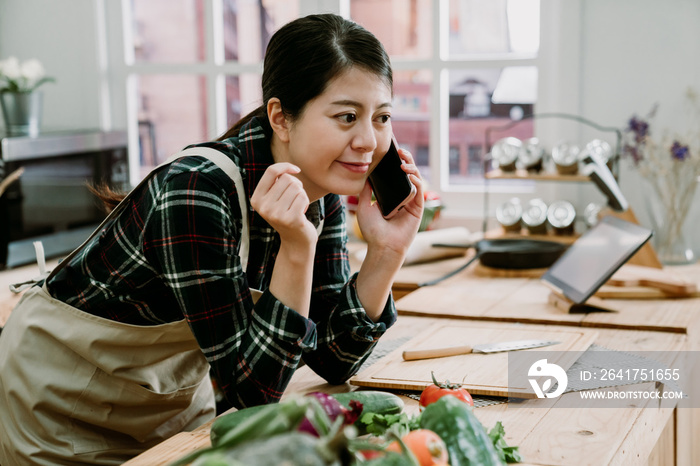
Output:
[338,113,357,123]
[376,114,391,124]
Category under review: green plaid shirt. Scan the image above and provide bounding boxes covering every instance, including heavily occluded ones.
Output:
[47,117,396,409]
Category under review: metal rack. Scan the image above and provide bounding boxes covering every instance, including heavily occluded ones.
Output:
[481,112,623,235]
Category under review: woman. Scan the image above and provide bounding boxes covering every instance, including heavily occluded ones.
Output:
[0,13,423,466]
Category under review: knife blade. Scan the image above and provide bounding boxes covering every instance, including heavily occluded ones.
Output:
[402,339,560,361]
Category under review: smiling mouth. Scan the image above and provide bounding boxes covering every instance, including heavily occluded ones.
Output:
[337,161,371,174]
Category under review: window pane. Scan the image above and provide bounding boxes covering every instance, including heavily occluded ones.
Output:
[350,0,432,59]
[224,74,263,129]
[391,70,432,180]
[131,0,206,63]
[136,75,208,176]
[447,67,536,185]
[448,0,539,57]
[222,0,299,63]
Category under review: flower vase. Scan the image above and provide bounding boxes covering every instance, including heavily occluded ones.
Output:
[643,178,697,265]
[0,90,42,137]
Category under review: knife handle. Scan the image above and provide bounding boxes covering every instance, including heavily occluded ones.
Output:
[402,345,474,361]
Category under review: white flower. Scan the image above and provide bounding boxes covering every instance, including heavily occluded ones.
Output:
[0,56,22,81]
[20,59,45,82]
[0,56,54,92]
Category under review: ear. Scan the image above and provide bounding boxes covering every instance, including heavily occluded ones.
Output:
[267,98,290,143]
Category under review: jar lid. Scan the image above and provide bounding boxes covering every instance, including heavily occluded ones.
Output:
[522,198,548,226]
[491,137,522,168]
[547,200,576,228]
[496,198,523,227]
[552,142,580,167]
[519,137,545,167]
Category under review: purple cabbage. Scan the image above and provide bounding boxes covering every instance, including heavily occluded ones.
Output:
[298,392,363,437]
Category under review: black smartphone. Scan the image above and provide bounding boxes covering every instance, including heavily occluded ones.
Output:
[368,138,417,219]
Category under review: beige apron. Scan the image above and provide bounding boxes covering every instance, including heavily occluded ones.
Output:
[0,147,252,465]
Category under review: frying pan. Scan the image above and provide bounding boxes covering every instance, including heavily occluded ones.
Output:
[419,238,567,287]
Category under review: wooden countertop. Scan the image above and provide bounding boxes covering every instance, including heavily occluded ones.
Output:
[124,316,688,465]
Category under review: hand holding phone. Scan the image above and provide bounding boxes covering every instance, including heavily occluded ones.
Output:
[368,138,417,219]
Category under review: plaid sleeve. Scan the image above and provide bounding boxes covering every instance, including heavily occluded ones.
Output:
[144,162,316,409]
[303,195,397,384]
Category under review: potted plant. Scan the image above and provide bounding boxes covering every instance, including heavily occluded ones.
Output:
[0,56,55,137]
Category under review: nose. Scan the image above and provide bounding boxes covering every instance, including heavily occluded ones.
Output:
[350,118,378,154]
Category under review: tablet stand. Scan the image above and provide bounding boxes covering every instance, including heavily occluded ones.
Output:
[547,289,620,313]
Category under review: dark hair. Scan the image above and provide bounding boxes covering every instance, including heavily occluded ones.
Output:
[93,14,392,210]
[218,13,392,139]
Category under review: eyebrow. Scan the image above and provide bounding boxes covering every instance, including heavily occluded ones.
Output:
[331,99,393,109]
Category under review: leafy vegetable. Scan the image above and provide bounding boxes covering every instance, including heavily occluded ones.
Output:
[358,412,422,437]
[488,421,523,463]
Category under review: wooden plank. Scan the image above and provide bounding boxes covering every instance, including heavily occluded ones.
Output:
[396,272,700,333]
[580,297,700,334]
[397,277,587,326]
[122,431,210,466]
[644,408,676,466]
[485,168,590,182]
[519,388,665,466]
[483,279,590,325]
[350,321,598,398]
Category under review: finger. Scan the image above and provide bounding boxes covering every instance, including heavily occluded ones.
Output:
[397,148,416,165]
[278,180,308,212]
[401,163,421,178]
[409,173,424,206]
[266,173,303,204]
[255,163,301,196]
[288,190,311,218]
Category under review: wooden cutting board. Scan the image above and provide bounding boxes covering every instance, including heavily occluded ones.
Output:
[350,321,598,398]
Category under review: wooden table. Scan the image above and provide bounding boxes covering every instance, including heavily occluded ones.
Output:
[125,316,689,465]
[390,255,700,465]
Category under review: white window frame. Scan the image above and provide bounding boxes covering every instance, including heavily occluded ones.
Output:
[98,0,580,221]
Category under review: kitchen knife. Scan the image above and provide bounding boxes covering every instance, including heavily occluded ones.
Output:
[402,339,560,361]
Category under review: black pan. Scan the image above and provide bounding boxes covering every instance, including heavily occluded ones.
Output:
[419,238,568,287]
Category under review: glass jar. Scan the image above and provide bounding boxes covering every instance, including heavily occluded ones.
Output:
[522,198,549,235]
[496,198,523,232]
[547,200,577,235]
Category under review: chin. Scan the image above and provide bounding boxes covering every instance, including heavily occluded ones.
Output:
[326,178,367,197]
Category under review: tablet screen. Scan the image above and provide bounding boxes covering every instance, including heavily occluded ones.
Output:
[541,216,653,304]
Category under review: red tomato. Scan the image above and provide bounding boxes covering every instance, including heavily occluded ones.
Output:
[419,372,474,410]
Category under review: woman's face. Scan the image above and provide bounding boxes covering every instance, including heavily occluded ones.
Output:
[280,67,393,201]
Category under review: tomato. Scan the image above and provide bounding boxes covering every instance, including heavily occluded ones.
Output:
[419,372,473,410]
[386,429,449,466]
